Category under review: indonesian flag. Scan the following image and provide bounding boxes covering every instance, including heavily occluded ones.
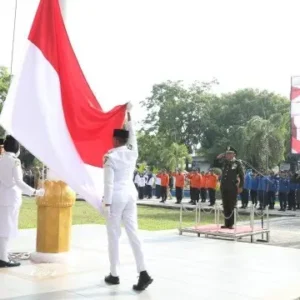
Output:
[0,0,126,209]
[291,76,300,153]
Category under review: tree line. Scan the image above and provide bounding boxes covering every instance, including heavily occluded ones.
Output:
[138,80,291,171]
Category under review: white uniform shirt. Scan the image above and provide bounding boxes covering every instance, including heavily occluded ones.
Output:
[134,173,141,185]
[0,152,35,207]
[103,121,138,204]
[147,176,154,186]
[155,176,161,186]
[139,177,146,187]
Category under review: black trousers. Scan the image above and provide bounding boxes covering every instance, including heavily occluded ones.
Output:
[258,190,267,208]
[161,186,167,202]
[190,188,200,203]
[296,190,300,208]
[138,187,145,200]
[221,188,237,227]
[175,187,183,203]
[250,190,257,205]
[200,188,207,202]
[288,190,296,209]
[241,189,249,207]
[155,185,161,198]
[145,185,153,199]
[208,188,216,205]
[279,192,287,209]
[267,191,276,208]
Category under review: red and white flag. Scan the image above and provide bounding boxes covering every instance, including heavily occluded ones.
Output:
[0,0,126,209]
[291,76,300,153]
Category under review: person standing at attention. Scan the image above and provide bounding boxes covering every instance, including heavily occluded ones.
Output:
[101,103,153,291]
[0,136,44,268]
[157,170,169,203]
[173,170,185,204]
[217,146,244,229]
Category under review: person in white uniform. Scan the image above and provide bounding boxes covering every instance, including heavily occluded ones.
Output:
[101,103,153,291]
[0,135,44,268]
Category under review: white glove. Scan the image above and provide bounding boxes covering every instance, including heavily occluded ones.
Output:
[35,189,45,197]
[126,102,133,112]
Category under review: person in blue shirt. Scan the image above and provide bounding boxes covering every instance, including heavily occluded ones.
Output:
[278,172,289,211]
[267,172,278,210]
[250,172,258,207]
[288,172,297,211]
[257,173,268,209]
[241,169,252,208]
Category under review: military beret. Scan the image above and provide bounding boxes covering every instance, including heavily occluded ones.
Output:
[113,129,129,139]
[226,146,237,155]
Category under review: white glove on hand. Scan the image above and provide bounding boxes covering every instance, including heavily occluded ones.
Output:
[126,101,133,112]
[35,189,45,197]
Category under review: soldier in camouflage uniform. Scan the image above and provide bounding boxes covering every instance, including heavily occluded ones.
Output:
[217,146,244,229]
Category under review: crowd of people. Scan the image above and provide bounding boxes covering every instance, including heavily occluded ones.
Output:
[242,170,300,211]
[133,169,219,206]
[134,167,300,212]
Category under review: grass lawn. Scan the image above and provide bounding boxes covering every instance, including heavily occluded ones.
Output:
[20,198,255,231]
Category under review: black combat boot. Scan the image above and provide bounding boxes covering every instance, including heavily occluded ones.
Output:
[133,271,153,291]
[104,274,120,285]
[0,259,21,268]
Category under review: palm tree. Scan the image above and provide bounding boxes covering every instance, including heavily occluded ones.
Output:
[243,116,285,170]
[161,143,191,171]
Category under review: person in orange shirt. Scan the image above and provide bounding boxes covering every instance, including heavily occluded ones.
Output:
[206,170,219,206]
[187,170,195,204]
[200,171,208,203]
[190,169,202,205]
[157,170,169,203]
[172,170,185,204]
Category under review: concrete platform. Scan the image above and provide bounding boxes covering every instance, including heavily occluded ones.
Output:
[1,225,300,300]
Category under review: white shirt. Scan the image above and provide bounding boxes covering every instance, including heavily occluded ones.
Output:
[147,177,154,186]
[155,176,161,185]
[0,152,35,207]
[103,121,138,204]
[139,177,146,187]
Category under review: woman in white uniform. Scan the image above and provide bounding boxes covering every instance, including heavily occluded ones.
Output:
[0,135,44,268]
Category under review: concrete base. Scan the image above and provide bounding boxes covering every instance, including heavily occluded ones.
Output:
[30,251,71,264]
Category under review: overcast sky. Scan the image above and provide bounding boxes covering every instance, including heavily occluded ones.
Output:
[0,0,299,118]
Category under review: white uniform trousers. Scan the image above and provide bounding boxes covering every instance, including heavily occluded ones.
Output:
[0,237,9,262]
[106,196,146,277]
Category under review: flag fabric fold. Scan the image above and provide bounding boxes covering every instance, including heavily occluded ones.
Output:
[0,0,126,209]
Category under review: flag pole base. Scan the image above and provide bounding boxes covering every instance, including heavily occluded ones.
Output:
[30,251,71,264]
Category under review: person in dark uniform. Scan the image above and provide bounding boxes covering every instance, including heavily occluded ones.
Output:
[217,146,244,229]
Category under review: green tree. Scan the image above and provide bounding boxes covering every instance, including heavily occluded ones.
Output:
[242,116,286,170]
[160,143,191,171]
[141,79,219,152]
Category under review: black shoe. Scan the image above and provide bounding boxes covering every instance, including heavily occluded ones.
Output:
[133,271,153,291]
[221,225,228,229]
[228,226,234,230]
[0,260,21,268]
[104,274,120,285]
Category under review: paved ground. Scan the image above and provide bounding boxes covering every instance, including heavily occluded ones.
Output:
[137,197,300,249]
[2,225,300,300]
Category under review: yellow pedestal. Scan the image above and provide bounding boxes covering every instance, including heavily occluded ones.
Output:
[35,180,76,254]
